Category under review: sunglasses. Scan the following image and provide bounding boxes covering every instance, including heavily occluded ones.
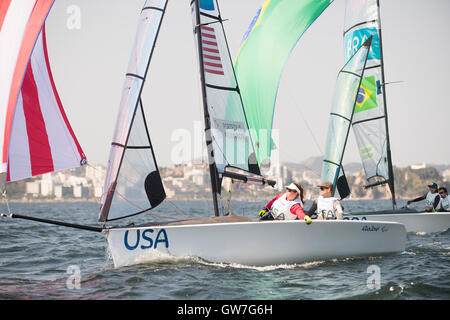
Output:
[439,192,446,195]
[320,187,330,190]
[286,189,297,193]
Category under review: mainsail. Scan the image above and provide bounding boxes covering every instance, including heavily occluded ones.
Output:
[234,0,333,167]
[321,37,372,192]
[344,0,395,203]
[191,0,264,216]
[99,1,168,222]
[0,1,85,185]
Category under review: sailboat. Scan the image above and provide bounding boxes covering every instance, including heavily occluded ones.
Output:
[1,0,405,269]
[325,0,450,233]
[101,0,407,268]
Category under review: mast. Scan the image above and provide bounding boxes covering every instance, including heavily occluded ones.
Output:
[343,0,396,209]
[193,0,220,217]
[376,0,396,209]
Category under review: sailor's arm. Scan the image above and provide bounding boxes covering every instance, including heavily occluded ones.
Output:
[290,204,306,220]
[407,194,427,204]
[334,201,344,220]
[259,193,283,216]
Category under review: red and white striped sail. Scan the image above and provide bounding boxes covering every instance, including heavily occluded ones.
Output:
[0,1,86,183]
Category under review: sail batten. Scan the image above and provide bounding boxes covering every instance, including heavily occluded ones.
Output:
[191,1,262,175]
[321,37,373,191]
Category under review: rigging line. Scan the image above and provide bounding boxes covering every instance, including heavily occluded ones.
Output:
[115,190,178,221]
[86,163,107,205]
[87,163,106,174]
[166,200,189,219]
[115,190,145,211]
[343,19,377,35]
[382,80,403,86]
[280,77,323,155]
[276,148,323,179]
[1,191,11,215]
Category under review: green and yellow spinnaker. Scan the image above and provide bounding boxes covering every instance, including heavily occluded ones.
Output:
[234,0,333,167]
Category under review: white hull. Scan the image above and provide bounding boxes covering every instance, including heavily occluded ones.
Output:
[345,212,450,233]
[105,219,406,268]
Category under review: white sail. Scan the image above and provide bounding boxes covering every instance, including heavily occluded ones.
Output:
[99,1,168,222]
[190,0,260,177]
[344,0,394,195]
[321,37,372,188]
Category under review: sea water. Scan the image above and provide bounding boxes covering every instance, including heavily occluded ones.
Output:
[0,200,449,300]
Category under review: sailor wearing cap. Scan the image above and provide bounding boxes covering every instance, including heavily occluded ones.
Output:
[407,182,440,212]
[258,182,308,221]
[306,181,343,220]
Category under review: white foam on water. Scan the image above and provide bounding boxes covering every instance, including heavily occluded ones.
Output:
[124,250,196,267]
[116,249,327,270]
[197,260,326,271]
[401,251,416,256]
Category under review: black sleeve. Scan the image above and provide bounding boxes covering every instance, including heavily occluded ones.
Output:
[433,196,440,210]
[410,194,427,203]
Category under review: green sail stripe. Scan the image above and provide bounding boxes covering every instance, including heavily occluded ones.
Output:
[234,0,333,166]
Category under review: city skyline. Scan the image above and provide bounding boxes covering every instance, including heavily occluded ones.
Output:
[44,0,450,170]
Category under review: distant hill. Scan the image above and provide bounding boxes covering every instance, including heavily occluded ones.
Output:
[286,156,449,175]
[429,164,450,174]
[283,155,363,176]
[283,156,323,173]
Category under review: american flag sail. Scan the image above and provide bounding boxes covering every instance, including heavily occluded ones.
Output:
[201,26,224,75]
[191,0,260,176]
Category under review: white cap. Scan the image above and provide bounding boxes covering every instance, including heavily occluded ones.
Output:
[285,183,301,195]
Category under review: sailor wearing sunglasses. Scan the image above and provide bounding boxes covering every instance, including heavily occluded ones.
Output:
[306,181,344,220]
[437,187,450,212]
[258,182,310,222]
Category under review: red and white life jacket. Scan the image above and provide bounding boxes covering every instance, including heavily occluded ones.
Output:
[271,194,303,220]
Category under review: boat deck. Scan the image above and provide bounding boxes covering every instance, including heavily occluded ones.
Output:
[111,212,256,229]
[349,208,420,216]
